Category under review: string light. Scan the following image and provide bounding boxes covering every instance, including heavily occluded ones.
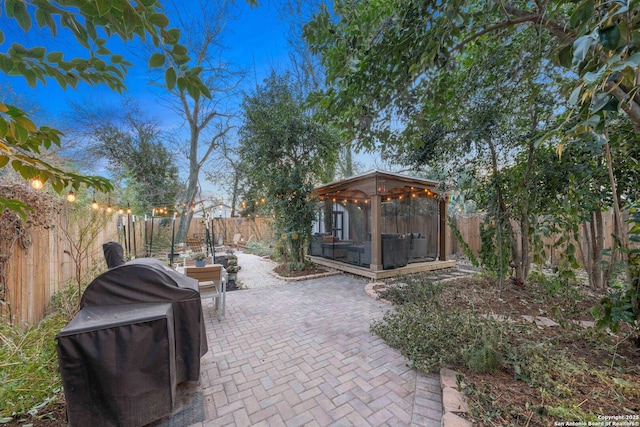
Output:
[91,199,99,210]
[66,191,76,203]
[31,177,44,190]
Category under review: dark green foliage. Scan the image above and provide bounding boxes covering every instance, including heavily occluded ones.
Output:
[467,342,501,374]
[591,202,640,335]
[238,71,340,268]
[70,101,183,212]
[478,216,510,277]
[448,217,480,268]
[371,277,506,372]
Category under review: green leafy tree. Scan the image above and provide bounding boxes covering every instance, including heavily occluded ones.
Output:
[0,0,217,214]
[68,100,183,212]
[305,0,640,283]
[304,1,640,137]
[238,71,340,268]
[387,25,565,284]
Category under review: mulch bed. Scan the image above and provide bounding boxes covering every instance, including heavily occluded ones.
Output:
[272,263,328,278]
[379,272,640,426]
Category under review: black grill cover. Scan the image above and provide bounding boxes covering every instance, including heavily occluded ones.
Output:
[102,241,126,268]
[57,303,176,427]
[80,258,208,383]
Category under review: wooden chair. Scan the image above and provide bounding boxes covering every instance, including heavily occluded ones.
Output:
[184,264,226,319]
[186,237,204,253]
[232,233,242,249]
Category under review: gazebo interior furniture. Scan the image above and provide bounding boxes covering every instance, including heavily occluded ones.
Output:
[310,170,455,280]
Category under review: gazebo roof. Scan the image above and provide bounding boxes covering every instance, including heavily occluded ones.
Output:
[313,169,441,200]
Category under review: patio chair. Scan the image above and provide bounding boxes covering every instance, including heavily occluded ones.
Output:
[186,237,204,253]
[184,265,227,320]
[232,233,242,248]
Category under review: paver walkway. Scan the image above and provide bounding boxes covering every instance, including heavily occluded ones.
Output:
[189,275,442,427]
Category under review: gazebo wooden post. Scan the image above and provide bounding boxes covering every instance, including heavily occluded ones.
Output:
[370,193,383,271]
[439,198,447,261]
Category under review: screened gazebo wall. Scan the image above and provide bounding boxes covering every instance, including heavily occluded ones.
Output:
[310,170,450,275]
[311,195,440,268]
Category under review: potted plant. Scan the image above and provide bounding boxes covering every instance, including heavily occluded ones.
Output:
[226,255,239,281]
[193,252,207,267]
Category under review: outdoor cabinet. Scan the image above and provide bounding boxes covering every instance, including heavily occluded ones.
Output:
[56,303,176,427]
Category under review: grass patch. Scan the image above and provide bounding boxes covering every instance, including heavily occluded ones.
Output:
[243,239,274,257]
[0,283,79,420]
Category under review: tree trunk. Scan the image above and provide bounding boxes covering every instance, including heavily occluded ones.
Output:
[588,208,605,288]
[230,171,240,218]
[520,213,531,282]
[176,165,199,243]
[582,221,593,287]
[604,138,631,281]
[518,138,536,283]
[486,137,523,284]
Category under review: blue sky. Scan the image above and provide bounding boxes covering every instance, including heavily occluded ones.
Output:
[1,1,381,201]
[1,1,290,126]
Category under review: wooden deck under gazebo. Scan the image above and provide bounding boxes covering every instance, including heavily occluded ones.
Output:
[309,170,455,280]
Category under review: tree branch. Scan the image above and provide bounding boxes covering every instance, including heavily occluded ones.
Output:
[452,15,551,52]
[501,3,573,41]
[606,83,640,131]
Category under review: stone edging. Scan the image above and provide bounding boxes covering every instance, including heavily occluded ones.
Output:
[440,368,472,427]
[364,281,393,305]
[268,269,343,282]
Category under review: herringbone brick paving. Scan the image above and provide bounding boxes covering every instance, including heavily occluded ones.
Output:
[189,275,441,427]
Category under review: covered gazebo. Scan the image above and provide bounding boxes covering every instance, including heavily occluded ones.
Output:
[309,170,455,280]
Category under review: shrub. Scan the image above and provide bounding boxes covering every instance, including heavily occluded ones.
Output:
[1,283,80,419]
[371,278,507,372]
[244,240,273,257]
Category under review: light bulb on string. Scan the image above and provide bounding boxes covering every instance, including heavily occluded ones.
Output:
[66,190,76,203]
[31,177,44,190]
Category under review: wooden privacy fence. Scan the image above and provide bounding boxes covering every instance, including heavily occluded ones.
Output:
[5,208,628,326]
[184,217,275,247]
[3,209,121,326]
[135,216,275,257]
[448,210,627,267]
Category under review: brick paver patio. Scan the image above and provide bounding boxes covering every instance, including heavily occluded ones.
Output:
[189,275,441,427]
